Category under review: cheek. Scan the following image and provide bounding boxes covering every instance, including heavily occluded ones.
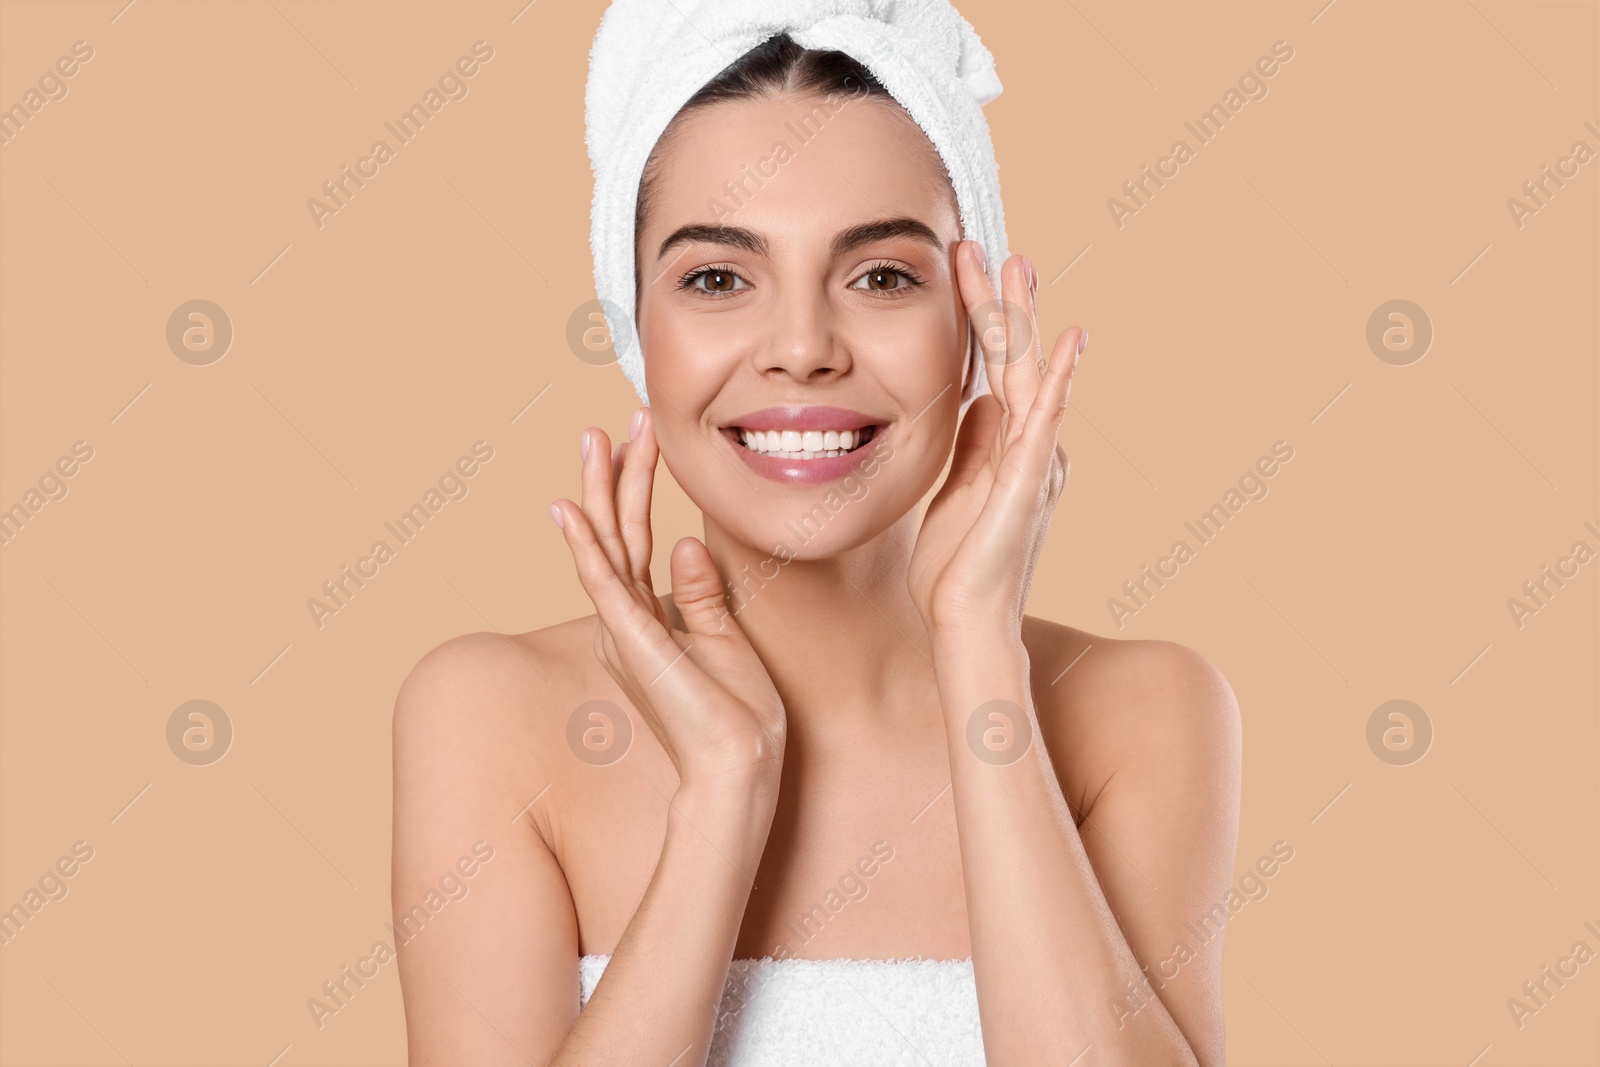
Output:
[854,304,965,387]
[653,414,709,481]
[641,309,723,394]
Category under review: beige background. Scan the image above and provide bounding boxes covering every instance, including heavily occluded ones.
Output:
[2,0,1595,1063]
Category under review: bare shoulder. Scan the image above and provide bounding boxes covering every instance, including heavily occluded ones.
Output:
[394,618,594,736]
[391,616,626,1061]
[390,615,610,827]
[1020,616,1241,816]
[1019,615,1240,743]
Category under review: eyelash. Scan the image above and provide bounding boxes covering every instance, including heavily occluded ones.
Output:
[675,261,928,298]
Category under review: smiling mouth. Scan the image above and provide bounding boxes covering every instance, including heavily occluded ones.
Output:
[724,424,880,460]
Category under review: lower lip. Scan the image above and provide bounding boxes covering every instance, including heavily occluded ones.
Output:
[722,427,885,485]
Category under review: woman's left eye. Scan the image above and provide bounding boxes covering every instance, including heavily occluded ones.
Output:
[851,264,925,293]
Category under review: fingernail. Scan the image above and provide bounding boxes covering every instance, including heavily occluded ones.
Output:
[1024,256,1038,293]
[629,408,643,442]
[580,430,591,460]
[973,242,987,273]
[549,502,565,529]
[1077,330,1089,356]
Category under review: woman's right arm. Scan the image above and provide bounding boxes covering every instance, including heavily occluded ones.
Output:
[393,633,780,1066]
[400,405,788,1065]
[553,773,779,1066]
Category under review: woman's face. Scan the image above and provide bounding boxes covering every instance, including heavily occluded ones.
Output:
[635,89,968,559]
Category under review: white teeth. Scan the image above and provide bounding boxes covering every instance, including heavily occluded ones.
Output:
[736,426,874,459]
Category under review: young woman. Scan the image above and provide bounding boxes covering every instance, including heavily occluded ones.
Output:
[393,22,1240,1067]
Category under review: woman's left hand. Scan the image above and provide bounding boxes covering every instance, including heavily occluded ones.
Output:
[906,241,1086,645]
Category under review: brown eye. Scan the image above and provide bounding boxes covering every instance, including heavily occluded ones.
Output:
[851,264,923,293]
[682,268,748,295]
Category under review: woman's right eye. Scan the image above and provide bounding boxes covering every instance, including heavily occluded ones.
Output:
[680,267,749,296]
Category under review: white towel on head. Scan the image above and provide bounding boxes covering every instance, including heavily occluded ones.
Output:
[583,0,1011,415]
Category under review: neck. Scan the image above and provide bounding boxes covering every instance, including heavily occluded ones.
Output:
[701,506,939,734]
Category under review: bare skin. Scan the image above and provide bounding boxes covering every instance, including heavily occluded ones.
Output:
[394,88,1240,1067]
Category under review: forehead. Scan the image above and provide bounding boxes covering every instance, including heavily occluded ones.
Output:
[641,92,960,255]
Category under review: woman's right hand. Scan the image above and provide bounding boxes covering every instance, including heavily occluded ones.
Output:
[550,406,787,794]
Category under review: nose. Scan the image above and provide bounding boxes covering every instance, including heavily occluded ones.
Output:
[755,284,850,386]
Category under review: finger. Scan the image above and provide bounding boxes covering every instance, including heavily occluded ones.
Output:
[611,440,628,496]
[1050,442,1070,503]
[553,495,682,670]
[1008,324,1085,492]
[614,407,659,589]
[669,536,742,638]
[997,253,1041,445]
[1025,257,1048,379]
[959,324,1083,557]
[579,426,630,578]
[954,241,1011,426]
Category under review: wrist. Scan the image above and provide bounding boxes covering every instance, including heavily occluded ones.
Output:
[660,785,775,904]
[673,773,780,832]
[931,631,1032,731]
[931,624,1027,666]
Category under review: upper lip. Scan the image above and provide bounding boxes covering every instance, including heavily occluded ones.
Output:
[723,405,882,431]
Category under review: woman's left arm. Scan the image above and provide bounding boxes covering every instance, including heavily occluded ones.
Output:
[908,243,1241,1066]
[933,629,1240,1067]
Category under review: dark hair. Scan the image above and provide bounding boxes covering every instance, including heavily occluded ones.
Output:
[634,33,893,289]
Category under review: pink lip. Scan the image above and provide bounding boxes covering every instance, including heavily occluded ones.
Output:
[718,406,889,486]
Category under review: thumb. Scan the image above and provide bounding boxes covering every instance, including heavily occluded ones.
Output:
[670,536,740,636]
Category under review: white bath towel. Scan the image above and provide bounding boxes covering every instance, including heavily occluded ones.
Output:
[583,0,1012,416]
[579,953,987,1065]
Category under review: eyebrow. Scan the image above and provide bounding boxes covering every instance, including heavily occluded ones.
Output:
[655,216,944,263]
